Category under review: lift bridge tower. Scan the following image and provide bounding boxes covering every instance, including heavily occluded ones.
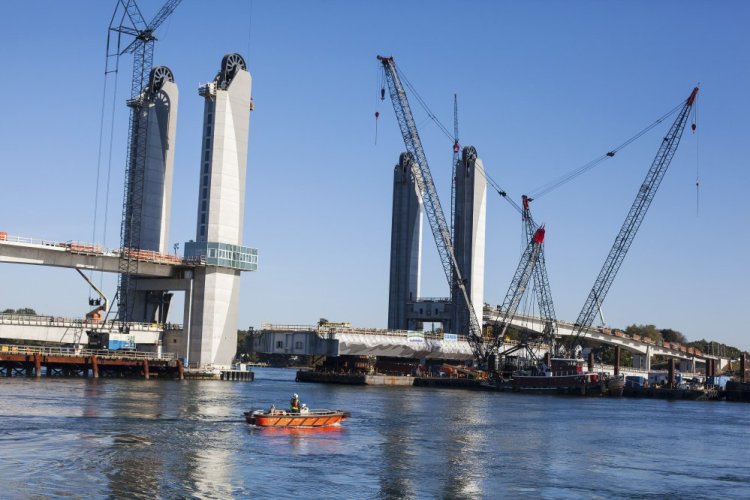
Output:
[108,0,182,326]
[387,147,486,334]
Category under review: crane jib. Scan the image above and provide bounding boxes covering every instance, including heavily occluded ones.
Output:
[378,55,485,359]
[568,87,698,352]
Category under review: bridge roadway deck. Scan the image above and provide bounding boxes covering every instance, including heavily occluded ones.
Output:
[258,318,720,367]
[0,314,167,345]
[485,307,714,362]
[0,237,194,277]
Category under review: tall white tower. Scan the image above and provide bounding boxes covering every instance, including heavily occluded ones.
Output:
[126,66,179,324]
[185,54,258,368]
[452,146,487,335]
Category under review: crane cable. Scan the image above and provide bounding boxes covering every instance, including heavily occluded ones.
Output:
[378,61,522,215]
[378,61,690,223]
[692,97,700,216]
[527,99,685,200]
[92,52,121,291]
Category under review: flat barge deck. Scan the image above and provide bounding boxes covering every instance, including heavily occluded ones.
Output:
[296,369,748,401]
[0,344,183,379]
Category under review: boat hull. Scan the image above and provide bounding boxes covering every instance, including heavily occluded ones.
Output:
[245,409,349,427]
[499,372,605,396]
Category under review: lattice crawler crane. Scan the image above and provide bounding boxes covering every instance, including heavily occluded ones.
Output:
[566,87,699,354]
[378,55,485,361]
[107,0,181,325]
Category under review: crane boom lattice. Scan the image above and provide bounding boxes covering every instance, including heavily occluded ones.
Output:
[568,87,699,352]
[489,226,547,354]
[378,55,484,360]
[522,196,557,348]
[108,0,181,324]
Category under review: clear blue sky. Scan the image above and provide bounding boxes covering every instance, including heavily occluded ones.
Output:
[0,1,748,350]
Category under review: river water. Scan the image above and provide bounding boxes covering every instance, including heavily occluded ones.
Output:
[0,367,748,499]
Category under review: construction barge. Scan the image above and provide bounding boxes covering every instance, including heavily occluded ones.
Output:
[0,344,254,381]
[0,344,184,379]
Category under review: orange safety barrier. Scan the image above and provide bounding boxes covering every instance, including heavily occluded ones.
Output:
[0,231,7,241]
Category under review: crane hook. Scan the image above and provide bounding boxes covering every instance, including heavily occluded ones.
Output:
[380,88,385,101]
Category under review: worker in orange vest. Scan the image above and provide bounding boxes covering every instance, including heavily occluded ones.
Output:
[290,393,300,413]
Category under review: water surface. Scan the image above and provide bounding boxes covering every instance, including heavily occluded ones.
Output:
[0,368,748,499]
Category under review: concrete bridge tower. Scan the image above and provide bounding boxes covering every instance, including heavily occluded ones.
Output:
[387,152,423,330]
[387,146,486,335]
[452,146,487,336]
[122,66,179,325]
[184,54,258,368]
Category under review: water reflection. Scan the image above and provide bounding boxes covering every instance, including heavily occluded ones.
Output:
[378,391,418,499]
[2,370,750,498]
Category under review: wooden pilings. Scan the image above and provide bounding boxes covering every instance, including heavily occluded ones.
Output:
[614,346,621,376]
[218,369,254,381]
[1,351,184,379]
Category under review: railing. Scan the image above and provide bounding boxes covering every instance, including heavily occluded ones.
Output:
[484,306,706,358]
[261,323,317,332]
[0,232,189,266]
[260,323,469,342]
[0,314,175,331]
[0,343,174,361]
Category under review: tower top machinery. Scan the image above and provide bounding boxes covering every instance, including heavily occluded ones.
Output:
[378,55,485,361]
[107,0,181,324]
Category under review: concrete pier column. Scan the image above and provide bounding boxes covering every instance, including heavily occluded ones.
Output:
[588,351,595,373]
[34,353,42,378]
[143,360,150,380]
[614,346,621,376]
[91,356,99,378]
[741,354,747,383]
[177,358,185,380]
[668,358,676,388]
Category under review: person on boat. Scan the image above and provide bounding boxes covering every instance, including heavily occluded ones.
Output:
[268,404,276,415]
[300,403,309,415]
[290,393,300,413]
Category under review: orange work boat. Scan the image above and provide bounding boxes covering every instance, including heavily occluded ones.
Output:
[244,408,350,427]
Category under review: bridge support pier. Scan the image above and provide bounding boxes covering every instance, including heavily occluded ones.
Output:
[668,358,676,388]
[588,351,595,373]
[34,353,41,378]
[614,346,621,376]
